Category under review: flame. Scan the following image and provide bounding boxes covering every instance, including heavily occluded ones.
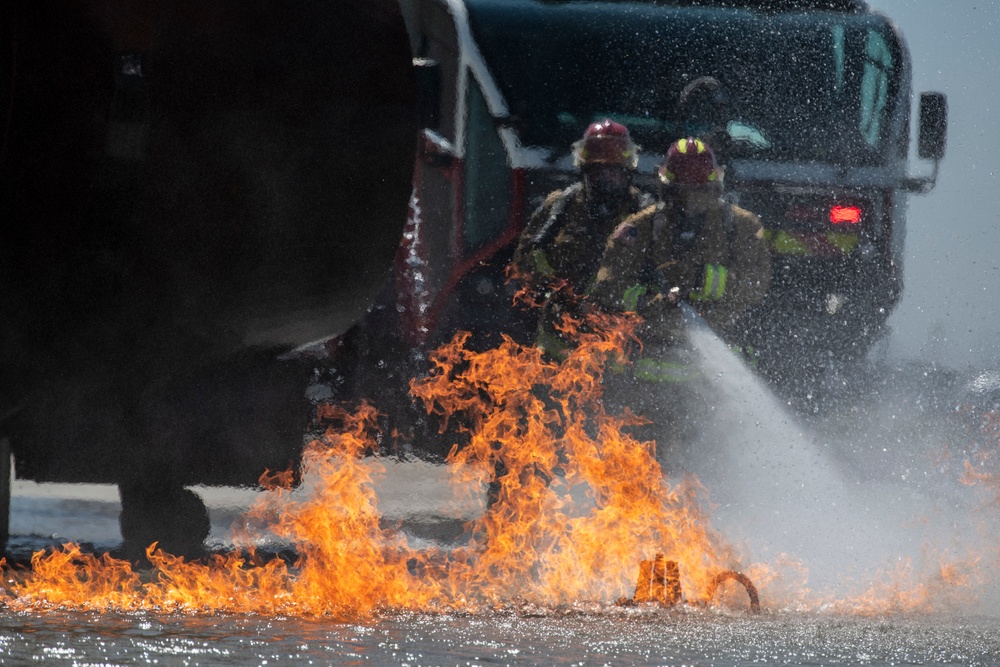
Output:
[2,404,439,618]
[4,294,989,618]
[957,405,1000,508]
[829,554,982,616]
[4,544,143,612]
[409,307,733,606]
[1,304,746,616]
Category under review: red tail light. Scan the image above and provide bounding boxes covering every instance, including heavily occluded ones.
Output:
[829,205,862,224]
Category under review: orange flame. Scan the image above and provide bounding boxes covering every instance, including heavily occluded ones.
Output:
[2,304,748,616]
[14,297,987,618]
[958,405,1000,508]
[830,553,982,616]
[409,308,734,607]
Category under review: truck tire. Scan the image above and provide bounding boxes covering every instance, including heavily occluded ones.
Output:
[118,482,211,563]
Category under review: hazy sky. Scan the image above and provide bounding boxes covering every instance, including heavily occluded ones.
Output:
[866,1,1000,368]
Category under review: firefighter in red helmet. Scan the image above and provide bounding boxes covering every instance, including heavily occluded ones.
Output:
[509,119,654,359]
[590,137,771,468]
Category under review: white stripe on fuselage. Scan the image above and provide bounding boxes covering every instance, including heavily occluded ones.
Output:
[443,0,552,169]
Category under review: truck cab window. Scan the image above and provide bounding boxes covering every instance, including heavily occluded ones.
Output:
[833,24,846,93]
[467,5,901,167]
[860,29,893,147]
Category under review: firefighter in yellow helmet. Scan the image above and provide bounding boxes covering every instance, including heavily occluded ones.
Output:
[509,119,655,359]
[590,137,771,466]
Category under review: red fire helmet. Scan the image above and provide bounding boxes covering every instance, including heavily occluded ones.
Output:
[658,137,723,186]
[573,119,639,170]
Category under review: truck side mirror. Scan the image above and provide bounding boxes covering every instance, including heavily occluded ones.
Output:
[918,91,947,161]
[413,57,441,131]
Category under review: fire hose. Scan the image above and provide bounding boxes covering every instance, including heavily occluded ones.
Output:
[706,569,760,614]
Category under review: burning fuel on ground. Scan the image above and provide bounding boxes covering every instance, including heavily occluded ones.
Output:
[1,305,996,619]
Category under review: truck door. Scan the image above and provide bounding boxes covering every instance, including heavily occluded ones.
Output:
[438,72,525,346]
[403,0,521,348]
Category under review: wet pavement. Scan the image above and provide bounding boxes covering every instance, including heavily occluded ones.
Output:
[3,604,1000,665]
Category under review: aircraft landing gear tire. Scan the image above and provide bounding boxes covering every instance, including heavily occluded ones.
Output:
[118,482,211,563]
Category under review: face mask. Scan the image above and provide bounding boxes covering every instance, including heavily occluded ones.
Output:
[663,176,724,214]
[584,166,629,203]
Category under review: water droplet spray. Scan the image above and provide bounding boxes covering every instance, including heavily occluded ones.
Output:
[675,304,999,603]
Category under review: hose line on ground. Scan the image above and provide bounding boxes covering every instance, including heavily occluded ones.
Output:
[706,569,760,613]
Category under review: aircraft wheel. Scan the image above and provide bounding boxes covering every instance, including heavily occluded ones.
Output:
[118,481,211,563]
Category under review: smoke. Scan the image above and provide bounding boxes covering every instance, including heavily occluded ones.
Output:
[675,306,1000,611]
